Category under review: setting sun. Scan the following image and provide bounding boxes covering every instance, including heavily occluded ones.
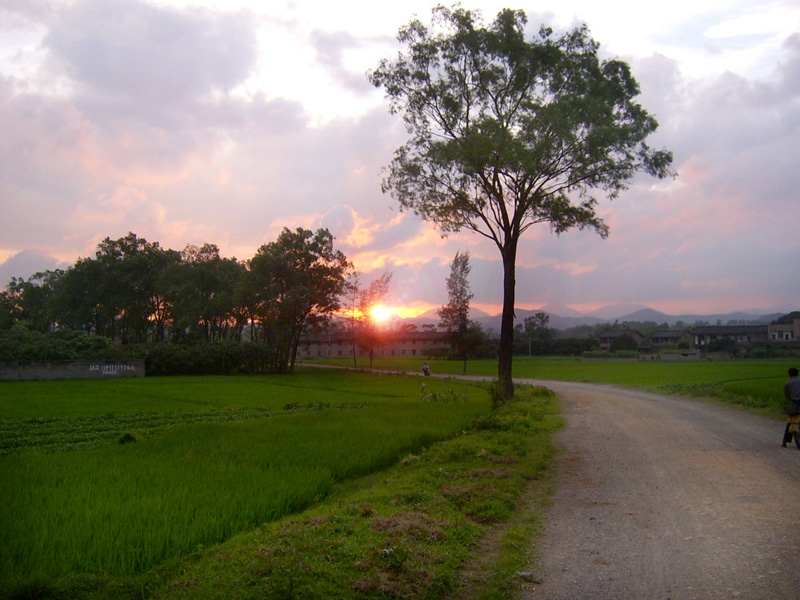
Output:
[370,305,392,323]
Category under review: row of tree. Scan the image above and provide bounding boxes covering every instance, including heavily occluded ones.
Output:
[1,229,351,373]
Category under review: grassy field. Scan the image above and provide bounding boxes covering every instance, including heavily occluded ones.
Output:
[307,356,797,416]
[0,369,499,596]
[2,357,796,599]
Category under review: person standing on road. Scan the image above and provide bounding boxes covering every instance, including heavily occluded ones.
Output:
[781,367,800,447]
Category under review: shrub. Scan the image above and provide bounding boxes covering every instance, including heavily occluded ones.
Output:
[609,334,639,352]
[144,342,277,376]
[583,351,611,359]
[0,326,130,361]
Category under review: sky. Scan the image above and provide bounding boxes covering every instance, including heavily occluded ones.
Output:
[1,0,799,319]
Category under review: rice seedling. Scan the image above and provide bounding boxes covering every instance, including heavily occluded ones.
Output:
[0,370,489,587]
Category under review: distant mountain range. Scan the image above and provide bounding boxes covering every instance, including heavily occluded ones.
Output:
[406,304,790,334]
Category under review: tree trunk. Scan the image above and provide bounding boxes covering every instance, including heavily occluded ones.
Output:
[498,242,517,400]
[351,319,358,367]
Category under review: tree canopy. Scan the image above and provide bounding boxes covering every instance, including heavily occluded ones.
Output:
[247,228,351,372]
[371,5,674,398]
[2,229,351,374]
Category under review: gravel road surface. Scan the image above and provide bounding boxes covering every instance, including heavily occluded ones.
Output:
[523,380,800,600]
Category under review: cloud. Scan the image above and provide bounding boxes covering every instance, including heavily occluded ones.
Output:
[310,29,376,95]
[45,0,258,123]
[0,249,70,284]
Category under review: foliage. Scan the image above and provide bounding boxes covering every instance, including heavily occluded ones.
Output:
[772,311,800,325]
[63,233,180,343]
[0,325,131,361]
[488,379,507,410]
[370,6,674,399]
[1,230,351,374]
[247,228,351,373]
[515,312,556,355]
[609,333,639,352]
[438,251,485,373]
[582,350,609,359]
[707,336,737,353]
[3,271,65,333]
[0,328,281,376]
[748,346,798,359]
[551,337,599,356]
[159,243,247,342]
[143,341,276,376]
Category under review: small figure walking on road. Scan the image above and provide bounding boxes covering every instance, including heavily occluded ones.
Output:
[422,363,431,376]
[781,367,800,447]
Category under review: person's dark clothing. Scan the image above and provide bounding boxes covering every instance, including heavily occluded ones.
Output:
[782,376,800,446]
[785,377,800,403]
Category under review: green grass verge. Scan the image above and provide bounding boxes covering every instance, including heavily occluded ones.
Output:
[1,383,561,600]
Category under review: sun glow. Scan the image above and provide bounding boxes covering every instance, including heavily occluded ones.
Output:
[370,305,392,323]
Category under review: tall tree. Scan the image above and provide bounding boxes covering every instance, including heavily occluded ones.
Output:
[438,251,480,374]
[4,271,64,332]
[51,258,106,335]
[344,274,363,366]
[370,6,674,399]
[248,228,350,373]
[354,272,393,368]
[521,311,554,356]
[90,233,179,343]
[161,244,245,341]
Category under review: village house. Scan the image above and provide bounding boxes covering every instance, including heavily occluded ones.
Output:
[768,319,800,342]
[692,325,769,349]
[650,330,693,347]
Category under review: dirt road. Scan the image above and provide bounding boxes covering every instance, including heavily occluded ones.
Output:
[523,380,800,600]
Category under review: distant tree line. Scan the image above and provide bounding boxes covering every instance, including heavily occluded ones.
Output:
[511,311,800,358]
[0,229,350,374]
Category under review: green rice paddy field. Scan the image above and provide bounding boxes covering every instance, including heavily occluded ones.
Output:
[313,356,798,414]
[0,358,795,598]
[0,370,490,585]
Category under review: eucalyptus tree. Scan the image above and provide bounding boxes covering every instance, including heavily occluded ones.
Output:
[4,271,64,332]
[371,6,674,398]
[89,233,179,343]
[438,250,481,374]
[248,228,350,373]
[0,288,14,330]
[161,244,245,341]
[522,311,554,356]
[51,258,106,335]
